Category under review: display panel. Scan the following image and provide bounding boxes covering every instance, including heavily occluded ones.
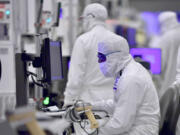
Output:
[130,48,161,74]
[41,38,63,83]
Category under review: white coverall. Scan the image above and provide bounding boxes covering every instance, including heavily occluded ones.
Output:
[63,3,114,135]
[93,35,160,135]
[176,47,180,82]
[155,12,180,98]
[64,3,114,105]
[174,47,180,135]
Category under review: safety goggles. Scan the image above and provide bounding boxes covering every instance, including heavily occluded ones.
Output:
[98,52,106,63]
[97,51,121,63]
[78,13,95,21]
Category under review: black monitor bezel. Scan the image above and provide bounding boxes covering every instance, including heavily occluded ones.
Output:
[41,38,63,83]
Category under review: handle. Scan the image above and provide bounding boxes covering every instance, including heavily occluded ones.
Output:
[76,106,99,129]
[85,109,99,129]
[8,111,46,135]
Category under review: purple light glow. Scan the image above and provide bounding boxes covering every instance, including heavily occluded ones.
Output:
[68,60,70,69]
[52,76,63,80]
[59,8,63,19]
[130,48,161,74]
[140,12,160,36]
[140,12,180,37]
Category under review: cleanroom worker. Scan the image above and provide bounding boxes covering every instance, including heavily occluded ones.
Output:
[156,11,180,98]
[93,34,160,135]
[175,47,180,83]
[63,3,115,135]
[64,3,115,106]
[173,46,180,135]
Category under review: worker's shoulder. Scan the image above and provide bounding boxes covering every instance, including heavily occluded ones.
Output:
[123,73,150,91]
[76,28,126,43]
[76,30,93,42]
[104,29,125,38]
[123,63,149,83]
[102,31,127,43]
[124,72,144,82]
[163,26,180,39]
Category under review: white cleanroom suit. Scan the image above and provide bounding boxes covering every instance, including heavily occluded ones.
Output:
[174,46,180,135]
[93,35,160,135]
[156,11,180,98]
[64,3,115,105]
[175,47,180,83]
[64,3,115,135]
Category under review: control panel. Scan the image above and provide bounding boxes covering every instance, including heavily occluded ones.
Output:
[0,1,11,41]
[0,0,16,119]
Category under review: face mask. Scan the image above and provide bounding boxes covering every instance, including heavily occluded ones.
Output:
[99,61,113,77]
[82,14,95,32]
[82,19,90,32]
[98,51,121,77]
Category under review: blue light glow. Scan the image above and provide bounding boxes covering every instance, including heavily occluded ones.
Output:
[46,18,52,23]
[50,41,60,47]
[5,10,10,15]
[52,76,63,80]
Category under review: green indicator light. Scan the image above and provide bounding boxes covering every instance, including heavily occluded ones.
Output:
[5,10,10,15]
[43,97,50,105]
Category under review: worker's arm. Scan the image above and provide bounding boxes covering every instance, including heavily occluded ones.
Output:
[92,99,115,115]
[64,37,87,105]
[99,77,146,135]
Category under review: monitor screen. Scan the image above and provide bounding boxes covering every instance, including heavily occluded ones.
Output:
[50,41,63,80]
[130,48,161,74]
[42,38,63,83]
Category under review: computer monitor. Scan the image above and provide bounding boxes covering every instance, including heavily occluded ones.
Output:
[41,38,63,83]
[130,48,161,74]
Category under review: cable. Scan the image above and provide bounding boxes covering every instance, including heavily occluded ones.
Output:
[74,100,99,135]
[26,71,43,87]
[27,71,49,88]
[64,100,100,134]
[79,121,98,135]
[27,71,37,77]
[92,110,109,118]
[31,75,44,87]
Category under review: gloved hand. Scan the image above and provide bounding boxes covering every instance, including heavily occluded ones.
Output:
[98,117,109,127]
[63,95,75,108]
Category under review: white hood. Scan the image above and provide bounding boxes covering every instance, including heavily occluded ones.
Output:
[98,35,132,78]
[159,11,179,34]
[82,3,108,31]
